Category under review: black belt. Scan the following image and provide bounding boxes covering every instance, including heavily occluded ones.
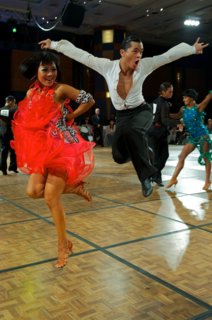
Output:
[116,102,148,114]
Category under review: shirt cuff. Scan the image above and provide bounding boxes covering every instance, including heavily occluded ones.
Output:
[50,41,58,50]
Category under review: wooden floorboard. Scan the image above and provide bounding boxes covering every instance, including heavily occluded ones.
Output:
[0,145,211,320]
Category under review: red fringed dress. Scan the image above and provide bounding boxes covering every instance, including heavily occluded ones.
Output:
[11,82,95,185]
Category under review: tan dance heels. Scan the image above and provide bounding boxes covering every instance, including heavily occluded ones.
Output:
[55,239,73,268]
[166,177,178,189]
[71,182,92,202]
[202,181,211,191]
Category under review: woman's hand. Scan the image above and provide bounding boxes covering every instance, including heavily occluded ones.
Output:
[177,123,184,132]
[66,112,75,122]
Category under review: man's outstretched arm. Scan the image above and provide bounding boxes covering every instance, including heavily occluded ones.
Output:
[143,37,209,73]
[39,39,111,75]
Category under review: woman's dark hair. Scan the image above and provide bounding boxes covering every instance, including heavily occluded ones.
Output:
[121,35,142,50]
[182,88,199,101]
[19,50,61,81]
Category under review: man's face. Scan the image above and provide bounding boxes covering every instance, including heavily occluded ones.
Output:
[7,99,16,108]
[162,87,173,99]
[121,41,144,70]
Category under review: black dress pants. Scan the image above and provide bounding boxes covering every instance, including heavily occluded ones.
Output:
[112,104,157,182]
[93,126,103,146]
[148,128,169,180]
[0,133,17,173]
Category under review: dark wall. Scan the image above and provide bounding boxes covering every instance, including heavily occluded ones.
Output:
[0,22,94,107]
[143,43,212,119]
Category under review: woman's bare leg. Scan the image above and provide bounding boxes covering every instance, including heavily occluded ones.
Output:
[44,174,72,268]
[26,173,47,198]
[27,173,67,237]
[202,140,211,190]
[166,143,195,188]
[203,158,211,189]
[44,174,67,241]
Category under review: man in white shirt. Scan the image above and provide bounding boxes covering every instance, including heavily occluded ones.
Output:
[39,36,208,197]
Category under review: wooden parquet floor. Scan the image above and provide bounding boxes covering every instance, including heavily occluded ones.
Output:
[0,145,211,320]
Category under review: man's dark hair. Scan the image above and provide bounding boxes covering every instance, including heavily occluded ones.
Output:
[5,95,16,102]
[19,50,61,81]
[121,35,142,50]
[159,82,173,93]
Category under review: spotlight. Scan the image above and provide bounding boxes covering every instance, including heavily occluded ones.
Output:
[184,19,200,26]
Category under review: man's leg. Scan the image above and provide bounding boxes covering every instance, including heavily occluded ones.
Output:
[151,137,169,186]
[112,124,131,164]
[126,130,156,197]
[0,138,9,175]
[127,109,157,180]
[114,107,157,197]
[8,145,18,173]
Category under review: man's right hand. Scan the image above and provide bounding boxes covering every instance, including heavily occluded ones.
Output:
[38,39,52,49]
[193,37,209,54]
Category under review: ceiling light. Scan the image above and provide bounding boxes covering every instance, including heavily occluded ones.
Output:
[184,19,200,26]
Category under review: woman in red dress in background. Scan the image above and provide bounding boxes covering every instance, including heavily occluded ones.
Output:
[12,50,95,268]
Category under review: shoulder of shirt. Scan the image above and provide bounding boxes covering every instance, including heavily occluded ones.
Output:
[153,96,162,102]
[139,57,154,68]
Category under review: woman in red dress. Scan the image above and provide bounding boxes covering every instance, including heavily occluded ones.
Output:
[12,50,95,268]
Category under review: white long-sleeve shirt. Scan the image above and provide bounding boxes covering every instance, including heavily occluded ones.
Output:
[51,40,196,111]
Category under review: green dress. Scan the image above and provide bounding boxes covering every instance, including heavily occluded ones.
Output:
[182,105,212,165]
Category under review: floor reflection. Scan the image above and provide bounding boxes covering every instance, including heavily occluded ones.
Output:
[152,190,190,271]
[174,194,209,221]
[152,190,210,271]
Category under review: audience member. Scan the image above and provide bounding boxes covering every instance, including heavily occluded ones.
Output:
[80,116,94,142]
[91,107,103,146]
[104,119,116,147]
[0,95,18,175]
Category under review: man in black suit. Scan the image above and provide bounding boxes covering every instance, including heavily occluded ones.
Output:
[147,82,181,186]
[91,107,103,146]
[0,95,18,175]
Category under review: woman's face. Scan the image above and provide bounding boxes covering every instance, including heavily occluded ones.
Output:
[183,96,194,106]
[37,62,57,87]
